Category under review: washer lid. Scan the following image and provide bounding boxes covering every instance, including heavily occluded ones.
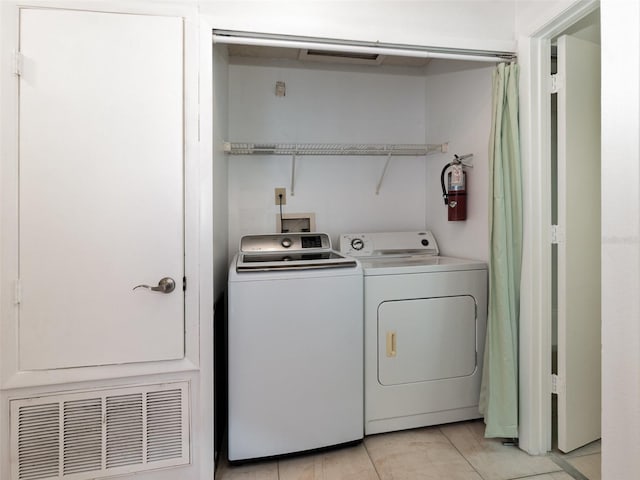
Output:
[237,250,357,272]
[236,233,358,271]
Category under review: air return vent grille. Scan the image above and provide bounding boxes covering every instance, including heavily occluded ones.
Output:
[11,382,189,480]
[105,394,143,469]
[147,389,183,462]
[63,398,102,475]
[17,403,59,480]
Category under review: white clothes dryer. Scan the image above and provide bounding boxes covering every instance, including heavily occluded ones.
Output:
[340,231,487,435]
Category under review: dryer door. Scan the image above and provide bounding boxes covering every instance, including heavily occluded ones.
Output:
[378,296,477,386]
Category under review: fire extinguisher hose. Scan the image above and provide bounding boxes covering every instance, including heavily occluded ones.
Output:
[441,162,454,205]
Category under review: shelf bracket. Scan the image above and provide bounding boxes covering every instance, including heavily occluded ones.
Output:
[375,151,394,195]
[290,153,297,196]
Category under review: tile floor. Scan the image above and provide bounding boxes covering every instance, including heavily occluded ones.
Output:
[216,420,601,480]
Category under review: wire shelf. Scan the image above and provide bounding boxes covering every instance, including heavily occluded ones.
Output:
[223,141,454,196]
[224,142,448,156]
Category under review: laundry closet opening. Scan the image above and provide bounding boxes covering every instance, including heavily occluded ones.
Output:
[211,32,511,458]
[212,31,509,262]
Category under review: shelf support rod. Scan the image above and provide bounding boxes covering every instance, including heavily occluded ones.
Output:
[375,151,394,195]
[290,152,297,196]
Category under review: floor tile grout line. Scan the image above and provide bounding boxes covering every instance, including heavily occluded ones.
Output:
[439,423,567,480]
[362,438,383,480]
[438,425,488,480]
[561,449,602,460]
[506,474,568,480]
[567,453,600,459]
[549,453,592,480]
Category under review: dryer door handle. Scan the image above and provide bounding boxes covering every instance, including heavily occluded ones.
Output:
[386,331,397,357]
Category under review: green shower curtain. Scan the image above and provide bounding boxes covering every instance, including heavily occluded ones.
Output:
[479,63,522,439]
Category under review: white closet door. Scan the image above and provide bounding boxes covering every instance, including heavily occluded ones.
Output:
[556,34,601,453]
[18,8,185,370]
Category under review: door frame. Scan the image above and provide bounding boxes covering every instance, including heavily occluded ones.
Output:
[1,2,215,477]
[518,0,599,455]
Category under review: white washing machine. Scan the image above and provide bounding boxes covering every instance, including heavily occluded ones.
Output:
[228,233,363,461]
[340,231,487,435]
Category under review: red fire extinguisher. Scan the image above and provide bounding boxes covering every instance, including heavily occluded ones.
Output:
[441,155,467,221]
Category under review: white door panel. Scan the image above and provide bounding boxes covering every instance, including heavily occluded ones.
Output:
[18,9,185,369]
[556,34,601,453]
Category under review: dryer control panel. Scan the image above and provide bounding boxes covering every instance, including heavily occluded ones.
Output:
[339,231,439,257]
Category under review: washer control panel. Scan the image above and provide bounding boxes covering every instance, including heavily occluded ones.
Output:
[339,231,439,257]
[241,233,330,253]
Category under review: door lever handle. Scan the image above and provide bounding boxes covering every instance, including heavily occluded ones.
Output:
[133,277,176,294]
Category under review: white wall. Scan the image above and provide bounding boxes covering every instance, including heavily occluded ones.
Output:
[424,60,493,261]
[600,1,640,477]
[225,57,494,261]
[201,0,516,53]
[227,60,431,257]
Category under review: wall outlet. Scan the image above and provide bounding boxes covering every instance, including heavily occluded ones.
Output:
[274,188,286,205]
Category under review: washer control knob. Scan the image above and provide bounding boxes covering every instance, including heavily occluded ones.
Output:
[281,237,293,248]
[421,239,429,246]
[351,238,365,251]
